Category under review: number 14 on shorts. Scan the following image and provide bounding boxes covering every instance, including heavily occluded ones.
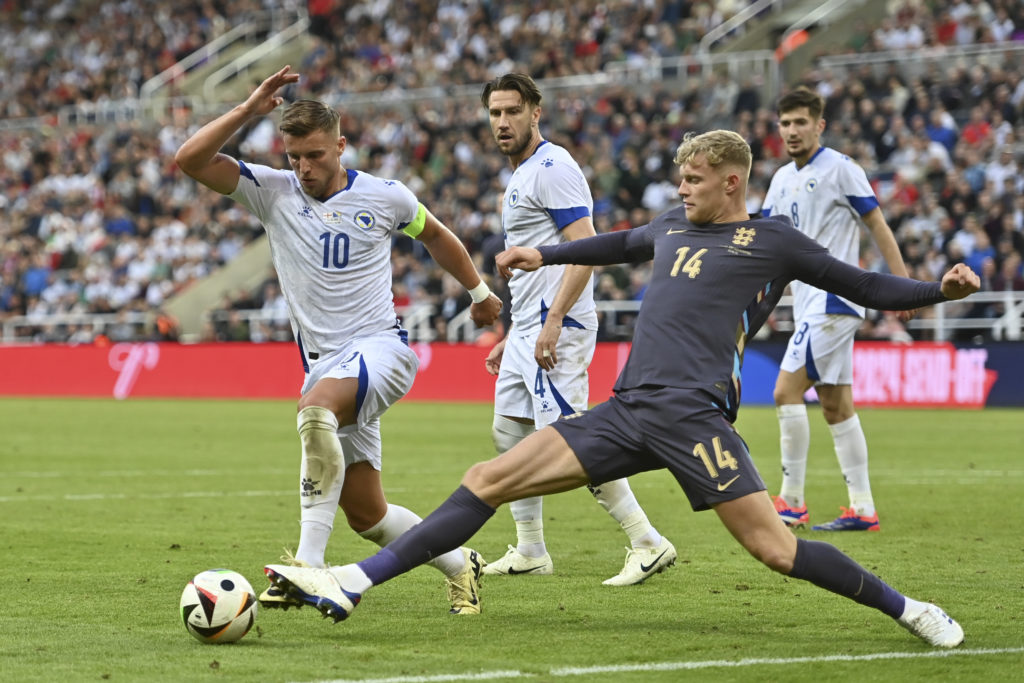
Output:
[693,436,739,479]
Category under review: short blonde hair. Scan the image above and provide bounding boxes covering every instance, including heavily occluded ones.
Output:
[674,130,751,177]
[279,99,341,137]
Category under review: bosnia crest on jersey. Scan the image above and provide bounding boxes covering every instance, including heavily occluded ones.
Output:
[354,210,376,231]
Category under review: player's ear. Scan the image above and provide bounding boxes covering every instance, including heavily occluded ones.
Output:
[723,169,741,195]
[337,136,347,155]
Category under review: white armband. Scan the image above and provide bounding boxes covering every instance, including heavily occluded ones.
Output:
[468,281,491,304]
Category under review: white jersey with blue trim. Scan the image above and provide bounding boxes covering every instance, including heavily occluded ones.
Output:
[230,162,415,357]
[761,146,879,318]
[502,140,597,333]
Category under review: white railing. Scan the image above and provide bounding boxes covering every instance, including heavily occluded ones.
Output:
[817,43,1024,80]
[3,292,1023,344]
[698,0,794,53]
[202,15,310,102]
[140,21,265,99]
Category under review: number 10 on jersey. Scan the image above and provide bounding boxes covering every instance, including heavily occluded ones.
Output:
[319,231,350,269]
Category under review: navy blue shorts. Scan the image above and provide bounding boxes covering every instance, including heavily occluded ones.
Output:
[550,386,766,511]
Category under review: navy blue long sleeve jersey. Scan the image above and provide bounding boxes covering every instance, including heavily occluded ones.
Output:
[537,209,946,422]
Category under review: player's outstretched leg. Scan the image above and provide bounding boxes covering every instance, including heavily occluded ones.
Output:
[265,485,497,623]
[718,493,962,647]
[788,538,963,647]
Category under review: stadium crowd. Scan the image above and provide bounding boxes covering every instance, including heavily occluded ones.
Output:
[1,0,1023,345]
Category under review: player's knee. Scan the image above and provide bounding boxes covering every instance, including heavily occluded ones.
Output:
[821,403,855,424]
[340,498,387,533]
[462,460,510,506]
[773,382,805,406]
[749,541,795,574]
[492,415,534,454]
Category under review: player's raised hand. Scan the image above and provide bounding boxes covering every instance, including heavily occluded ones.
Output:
[496,246,543,279]
[940,263,981,300]
[243,66,301,116]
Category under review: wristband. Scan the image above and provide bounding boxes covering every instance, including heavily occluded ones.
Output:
[468,282,491,304]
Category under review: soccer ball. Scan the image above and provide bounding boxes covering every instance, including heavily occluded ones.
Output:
[180,569,258,644]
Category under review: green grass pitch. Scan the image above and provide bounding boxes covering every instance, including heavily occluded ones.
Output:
[1,397,1022,682]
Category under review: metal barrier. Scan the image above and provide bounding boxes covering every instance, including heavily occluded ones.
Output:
[3,293,1022,344]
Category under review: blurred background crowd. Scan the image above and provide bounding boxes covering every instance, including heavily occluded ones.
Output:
[1,0,1023,346]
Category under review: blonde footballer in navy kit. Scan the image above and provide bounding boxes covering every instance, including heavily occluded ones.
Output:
[761,87,913,531]
[175,66,501,615]
[266,130,976,648]
[479,73,675,586]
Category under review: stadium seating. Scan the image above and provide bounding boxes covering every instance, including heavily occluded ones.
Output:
[1,0,1022,344]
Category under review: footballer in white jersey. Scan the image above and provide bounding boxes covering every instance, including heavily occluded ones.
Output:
[762,146,878,321]
[502,140,598,334]
[479,73,675,587]
[763,87,910,534]
[230,162,423,362]
[176,67,501,615]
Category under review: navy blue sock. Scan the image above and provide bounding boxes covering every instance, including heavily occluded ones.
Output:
[357,485,495,586]
[788,538,906,619]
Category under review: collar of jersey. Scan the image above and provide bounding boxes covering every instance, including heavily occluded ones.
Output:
[318,169,358,202]
[522,139,549,164]
[802,146,828,167]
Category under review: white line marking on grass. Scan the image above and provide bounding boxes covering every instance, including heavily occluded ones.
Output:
[3,467,293,478]
[293,647,1024,683]
[0,489,294,503]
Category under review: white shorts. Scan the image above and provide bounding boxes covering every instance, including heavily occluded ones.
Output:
[780,313,862,386]
[494,326,596,427]
[301,330,419,470]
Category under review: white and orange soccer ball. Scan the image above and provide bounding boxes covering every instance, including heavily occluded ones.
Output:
[180,569,258,644]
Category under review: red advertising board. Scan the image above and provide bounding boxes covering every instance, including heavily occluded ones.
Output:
[0,340,998,407]
[0,342,631,402]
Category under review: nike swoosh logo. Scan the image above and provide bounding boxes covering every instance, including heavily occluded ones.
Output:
[507,565,548,575]
[666,228,688,235]
[717,475,740,492]
[640,550,670,573]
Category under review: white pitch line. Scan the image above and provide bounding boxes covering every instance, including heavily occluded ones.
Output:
[0,487,411,503]
[1,468,293,479]
[0,489,294,503]
[294,647,1024,683]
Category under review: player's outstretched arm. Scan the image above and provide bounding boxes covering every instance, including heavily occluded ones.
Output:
[175,66,300,194]
[417,208,502,327]
[940,263,981,300]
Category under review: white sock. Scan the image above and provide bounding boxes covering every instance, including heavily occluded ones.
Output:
[899,596,927,621]
[777,403,810,508]
[295,406,345,568]
[329,563,374,593]
[359,503,466,577]
[509,497,546,557]
[830,414,874,516]
[296,521,331,569]
[590,479,661,549]
[492,415,546,557]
